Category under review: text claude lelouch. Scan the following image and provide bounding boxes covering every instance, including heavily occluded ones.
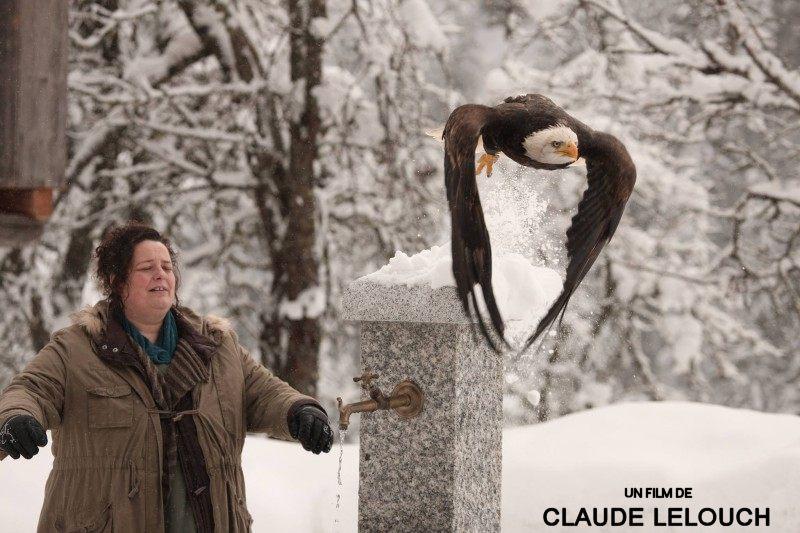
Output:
[543,506,769,527]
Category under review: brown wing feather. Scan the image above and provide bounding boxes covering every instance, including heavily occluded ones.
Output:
[521,132,636,352]
[443,104,510,353]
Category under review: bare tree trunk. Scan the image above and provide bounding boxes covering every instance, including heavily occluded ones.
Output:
[260,0,326,396]
[177,0,326,395]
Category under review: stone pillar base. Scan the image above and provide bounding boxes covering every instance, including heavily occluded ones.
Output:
[343,279,502,533]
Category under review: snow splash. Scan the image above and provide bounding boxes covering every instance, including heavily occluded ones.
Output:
[359,162,567,341]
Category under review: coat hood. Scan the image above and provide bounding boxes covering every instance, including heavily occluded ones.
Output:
[70,300,233,346]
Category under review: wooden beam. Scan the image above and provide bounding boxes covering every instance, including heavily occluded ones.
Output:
[0,0,68,191]
[0,187,54,221]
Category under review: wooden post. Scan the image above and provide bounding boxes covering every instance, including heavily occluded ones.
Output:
[0,0,68,232]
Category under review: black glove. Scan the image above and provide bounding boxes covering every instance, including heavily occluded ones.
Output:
[288,405,333,454]
[0,414,48,460]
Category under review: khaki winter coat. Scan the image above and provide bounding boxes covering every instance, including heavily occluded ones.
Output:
[0,300,320,532]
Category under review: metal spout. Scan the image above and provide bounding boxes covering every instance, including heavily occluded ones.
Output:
[336,372,424,430]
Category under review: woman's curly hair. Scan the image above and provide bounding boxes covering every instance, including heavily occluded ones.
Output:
[94,221,181,306]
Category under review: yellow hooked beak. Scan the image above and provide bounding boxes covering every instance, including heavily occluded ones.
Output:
[558,142,579,160]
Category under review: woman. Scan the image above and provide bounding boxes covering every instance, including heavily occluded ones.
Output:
[0,222,333,532]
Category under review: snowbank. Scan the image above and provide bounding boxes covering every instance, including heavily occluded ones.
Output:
[503,402,800,532]
[1,402,797,531]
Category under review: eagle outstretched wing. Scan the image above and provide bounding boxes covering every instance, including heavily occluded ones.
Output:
[520,132,636,352]
[442,104,510,353]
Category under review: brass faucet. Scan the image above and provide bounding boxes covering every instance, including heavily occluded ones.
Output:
[336,371,424,430]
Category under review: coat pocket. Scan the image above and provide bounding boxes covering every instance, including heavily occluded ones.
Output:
[87,385,134,429]
[54,502,113,532]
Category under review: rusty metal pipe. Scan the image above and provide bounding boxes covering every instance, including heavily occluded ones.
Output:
[336,374,424,431]
[336,398,378,431]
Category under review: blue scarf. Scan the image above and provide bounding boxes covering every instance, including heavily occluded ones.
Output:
[121,310,178,364]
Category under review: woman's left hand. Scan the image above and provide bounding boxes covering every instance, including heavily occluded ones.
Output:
[0,414,47,459]
[289,405,333,454]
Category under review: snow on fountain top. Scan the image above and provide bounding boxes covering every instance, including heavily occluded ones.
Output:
[342,243,562,326]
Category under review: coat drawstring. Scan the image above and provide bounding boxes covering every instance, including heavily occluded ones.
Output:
[148,408,200,422]
[128,459,140,499]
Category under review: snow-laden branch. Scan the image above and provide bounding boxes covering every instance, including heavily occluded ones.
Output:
[132,117,255,144]
[177,0,262,82]
[583,0,710,69]
[69,20,116,49]
[610,257,713,286]
[96,162,167,179]
[65,3,228,188]
[160,80,270,97]
[721,0,800,106]
[134,139,210,177]
[747,182,800,208]
[93,3,159,21]
[64,108,127,184]
[69,4,158,48]
[583,0,800,112]
[70,76,272,105]
[123,17,206,87]
[699,40,751,78]
[722,141,780,182]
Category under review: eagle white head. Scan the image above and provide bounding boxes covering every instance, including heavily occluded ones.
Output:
[523,124,579,165]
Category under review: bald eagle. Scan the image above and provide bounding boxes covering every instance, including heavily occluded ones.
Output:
[442,94,636,353]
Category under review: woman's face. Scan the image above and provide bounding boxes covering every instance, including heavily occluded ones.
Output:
[121,240,176,320]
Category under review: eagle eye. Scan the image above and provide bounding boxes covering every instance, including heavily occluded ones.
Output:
[551,141,563,148]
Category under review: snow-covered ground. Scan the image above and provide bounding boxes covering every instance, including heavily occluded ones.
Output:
[503,402,800,532]
[1,402,798,531]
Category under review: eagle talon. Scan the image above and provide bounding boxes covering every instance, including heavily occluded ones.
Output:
[476,153,500,177]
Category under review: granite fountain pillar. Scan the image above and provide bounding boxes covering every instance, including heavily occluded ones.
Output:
[341,277,503,533]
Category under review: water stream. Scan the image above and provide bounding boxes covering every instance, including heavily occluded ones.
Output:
[333,428,347,532]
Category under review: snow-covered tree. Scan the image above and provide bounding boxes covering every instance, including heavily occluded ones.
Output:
[0,0,451,406]
[489,0,800,421]
[2,0,796,426]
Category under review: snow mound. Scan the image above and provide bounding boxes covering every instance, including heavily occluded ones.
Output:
[362,244,562,323]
